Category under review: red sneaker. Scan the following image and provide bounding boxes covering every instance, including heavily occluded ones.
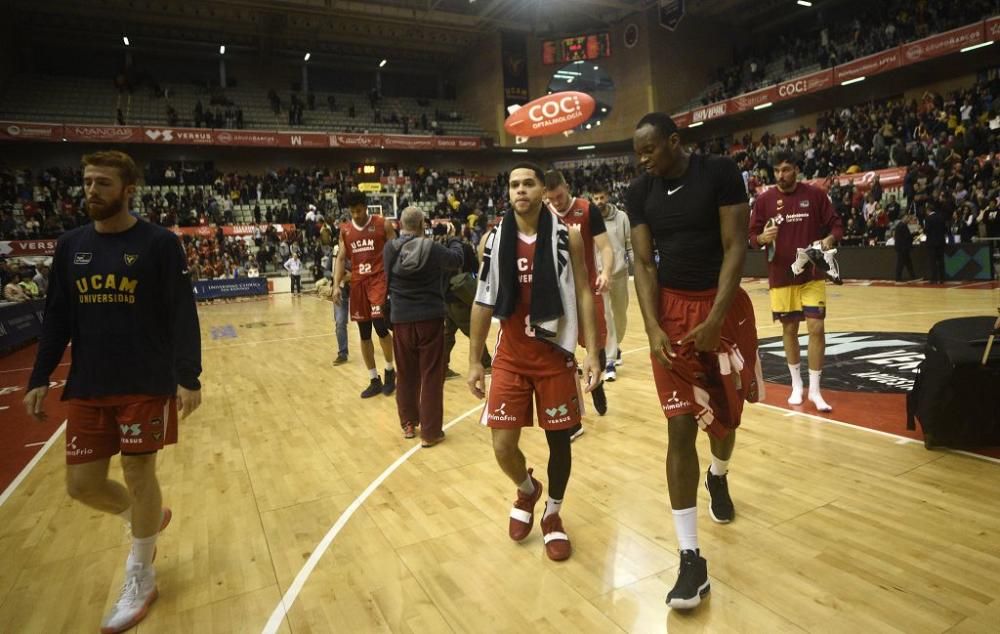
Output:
[508,469,543,542]
[541,512,572,561]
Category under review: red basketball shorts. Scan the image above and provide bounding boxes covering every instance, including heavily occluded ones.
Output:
[650,287,760,437]
[65,394,178,464]
[480,365,583,431]
[349,273,387,322]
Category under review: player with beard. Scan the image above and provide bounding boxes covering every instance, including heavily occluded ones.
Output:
[749,150,842,412]
[23,150,202,633]
[543,170,613,440]
[590,182,632,381]
[628,113,760,610]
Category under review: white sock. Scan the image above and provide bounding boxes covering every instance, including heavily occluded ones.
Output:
[517,473,535,495]
[368,367,378,379]
[710,456,729,476]
[543,498,563,520]
[808,369,822,394]
[672,507,698,552]
[788,363,803,404]
[129,534,157,568]
[385,363,394,371]
[117,508,132,524]
[809,370,832,411]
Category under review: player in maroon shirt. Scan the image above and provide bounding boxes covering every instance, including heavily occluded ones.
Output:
[333,191,397,399]
[749,150,843,412]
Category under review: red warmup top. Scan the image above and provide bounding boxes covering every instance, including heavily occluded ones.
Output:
[341,214,386,278]
[493,234,575,377]
[749,182,843,288]
[553,197,606,290]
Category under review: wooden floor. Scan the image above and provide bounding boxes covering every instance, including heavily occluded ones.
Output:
[1,279,999,633]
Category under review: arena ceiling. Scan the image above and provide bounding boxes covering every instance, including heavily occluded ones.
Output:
[9,0,837,70]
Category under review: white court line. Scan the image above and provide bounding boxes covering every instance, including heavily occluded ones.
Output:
[262,327,1000,630]
[262,344,654,631]
[23,441,47,447]
[0,420,66,509]
[262,404,483,634]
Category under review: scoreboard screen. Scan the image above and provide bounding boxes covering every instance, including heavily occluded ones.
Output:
[542,32,611,65]
[350,163,395,182]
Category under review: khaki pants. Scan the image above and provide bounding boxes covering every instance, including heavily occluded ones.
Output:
[604,274,629,362]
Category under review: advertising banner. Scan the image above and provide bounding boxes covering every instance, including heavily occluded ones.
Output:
[192,277,269,301]
[0,121,62,141]
[901,22,985,63]
[63,124,144,143]
[501,31,530,112]
[0,299,46,353]
[0,240,58,257]
[835,49,902,83]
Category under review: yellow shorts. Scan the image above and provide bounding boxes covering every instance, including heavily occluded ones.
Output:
[769,280,827,322]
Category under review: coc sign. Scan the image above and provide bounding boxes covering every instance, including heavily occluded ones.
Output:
[504,91,597,138]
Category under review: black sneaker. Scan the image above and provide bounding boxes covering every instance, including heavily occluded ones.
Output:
[569,423,585,442]
[361,377,384,399]
[444,368,461,380]
[382,369,396,396]
[332,353,348,366]
[666,549,710,609]
[592,383,607,416]
[705,469,734,523]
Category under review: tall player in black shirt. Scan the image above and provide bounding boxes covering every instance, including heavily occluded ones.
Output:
[627,114,761,610]
[22,151,202,634]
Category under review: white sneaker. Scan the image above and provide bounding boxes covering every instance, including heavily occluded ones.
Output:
[604,364,617,382]
[101,563,158,634]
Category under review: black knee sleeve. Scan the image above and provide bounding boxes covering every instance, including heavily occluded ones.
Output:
[373,318,390,338]
[544,428,573,500]
[357,320,373,341]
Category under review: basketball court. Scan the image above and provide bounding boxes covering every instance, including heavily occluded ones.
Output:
[1,280,998,633]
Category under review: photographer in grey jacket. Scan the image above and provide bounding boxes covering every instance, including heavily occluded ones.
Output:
[384,207,464,446]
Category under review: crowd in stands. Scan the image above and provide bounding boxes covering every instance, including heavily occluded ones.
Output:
[699,0,997,104]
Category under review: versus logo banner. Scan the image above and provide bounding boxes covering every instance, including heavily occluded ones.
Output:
[758,332,926,393]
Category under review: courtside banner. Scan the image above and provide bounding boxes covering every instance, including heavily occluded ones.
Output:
[0,299,45,354]
[192,277,268,301]
[0,121,62,141]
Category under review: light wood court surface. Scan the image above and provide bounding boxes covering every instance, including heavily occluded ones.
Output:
[1,280,998,633]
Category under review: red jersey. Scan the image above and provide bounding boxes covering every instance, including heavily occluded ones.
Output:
[341,215,387,279]
[749,182,843,288]
[553,197,606,290]
[493,234,575,376]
